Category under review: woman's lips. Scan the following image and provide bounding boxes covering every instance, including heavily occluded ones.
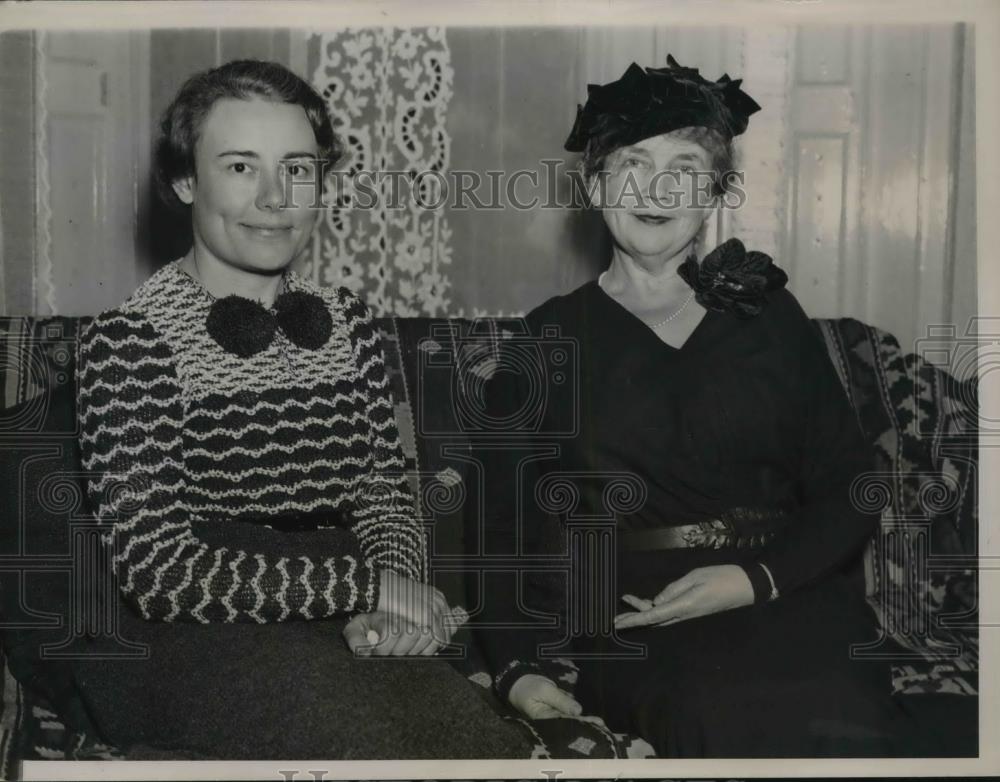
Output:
[632,213,674,225]
[241,224,293,239]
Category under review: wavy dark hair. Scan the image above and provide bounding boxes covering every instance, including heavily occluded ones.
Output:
[154,59,342,210]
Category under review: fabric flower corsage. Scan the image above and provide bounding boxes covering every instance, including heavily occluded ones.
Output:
[678,237,788,319]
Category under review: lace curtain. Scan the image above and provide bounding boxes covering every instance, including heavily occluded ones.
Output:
[306,28,455,316]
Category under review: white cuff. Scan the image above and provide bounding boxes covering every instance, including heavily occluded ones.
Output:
[759,562,779,601]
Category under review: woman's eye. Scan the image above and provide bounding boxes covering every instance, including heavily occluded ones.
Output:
[664,166,697,183]
[287,163,314,178]
[619,156,649,173]
[229,162,253,174]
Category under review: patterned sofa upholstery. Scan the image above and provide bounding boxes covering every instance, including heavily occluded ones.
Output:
[0,314,979,769]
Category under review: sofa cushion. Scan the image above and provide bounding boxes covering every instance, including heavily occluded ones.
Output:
[377,318,474,607]
[814,318,978,694]
[0,380,128,771]
[0,646,121,770]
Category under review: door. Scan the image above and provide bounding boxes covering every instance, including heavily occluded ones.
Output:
[782,25,969,354]
[35,31,149,315]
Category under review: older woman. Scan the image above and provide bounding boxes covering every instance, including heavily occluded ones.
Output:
[73,59,530,759]
[476,56,912,757]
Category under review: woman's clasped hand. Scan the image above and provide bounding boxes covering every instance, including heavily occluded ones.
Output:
[343,611,448,657]
[614,565,756,629]
[508,674,583,720]
[343,570,458,656]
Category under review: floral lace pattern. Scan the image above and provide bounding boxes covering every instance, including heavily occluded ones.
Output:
[309,29,455,316]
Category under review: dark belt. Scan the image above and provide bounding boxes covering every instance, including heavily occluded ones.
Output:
[619,511,789,552]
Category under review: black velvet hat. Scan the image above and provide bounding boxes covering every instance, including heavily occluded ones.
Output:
[564,54,762,153]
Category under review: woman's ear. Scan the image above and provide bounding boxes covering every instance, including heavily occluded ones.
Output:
[172,176,195,206]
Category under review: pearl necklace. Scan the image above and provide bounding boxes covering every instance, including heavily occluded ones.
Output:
[598,271,696,330]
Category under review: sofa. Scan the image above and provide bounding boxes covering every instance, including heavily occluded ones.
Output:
[0,313,979,772]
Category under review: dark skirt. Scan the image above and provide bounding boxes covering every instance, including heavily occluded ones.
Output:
[571,547,916,758]
[71,608,531,760]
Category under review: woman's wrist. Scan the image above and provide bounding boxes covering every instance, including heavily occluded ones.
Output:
[494,659,546,703]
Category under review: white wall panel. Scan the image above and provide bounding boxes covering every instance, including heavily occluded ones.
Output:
[783,25,964,352]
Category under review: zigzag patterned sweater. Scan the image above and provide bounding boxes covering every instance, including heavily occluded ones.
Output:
[76,260,425,623]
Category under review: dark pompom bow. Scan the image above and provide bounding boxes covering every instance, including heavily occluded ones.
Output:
[206,291,333,358]
[274,291,334,350]
[678,238,788,319]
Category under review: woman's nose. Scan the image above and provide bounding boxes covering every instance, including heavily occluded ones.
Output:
[650,170,674,196]
[618,172,652,209]
[649,170,687,210]
[255,169,285,212]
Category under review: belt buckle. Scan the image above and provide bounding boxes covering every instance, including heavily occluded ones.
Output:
[681,517,778,549]
[681,518,733,549]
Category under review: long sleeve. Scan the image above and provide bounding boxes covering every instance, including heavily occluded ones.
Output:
[339,290,427,583]
[746,292,881,600]
[77,309,380,622]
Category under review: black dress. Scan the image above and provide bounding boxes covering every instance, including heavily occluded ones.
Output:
[473,277,915,757]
